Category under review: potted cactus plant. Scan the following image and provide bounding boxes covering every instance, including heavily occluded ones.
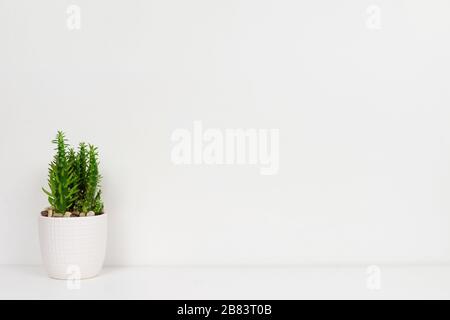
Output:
[39,131,107,279]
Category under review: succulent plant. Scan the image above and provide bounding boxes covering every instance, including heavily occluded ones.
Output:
[42,131,104,215]
[81,144,103,213]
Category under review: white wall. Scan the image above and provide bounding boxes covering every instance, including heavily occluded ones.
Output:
[1,0,450,266]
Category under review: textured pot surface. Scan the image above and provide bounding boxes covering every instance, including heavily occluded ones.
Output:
[39,214,107,280]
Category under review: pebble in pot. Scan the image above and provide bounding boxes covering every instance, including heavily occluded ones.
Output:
[87,211,95,217]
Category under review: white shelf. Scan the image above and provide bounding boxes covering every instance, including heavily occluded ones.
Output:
[1,265,450,299]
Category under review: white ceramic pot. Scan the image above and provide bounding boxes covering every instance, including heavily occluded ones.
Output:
[38,214,107,280]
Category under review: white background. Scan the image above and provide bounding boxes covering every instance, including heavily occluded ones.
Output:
[1,0,450,266]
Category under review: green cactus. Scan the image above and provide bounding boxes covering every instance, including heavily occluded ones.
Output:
[42,132,104,215]
[42,131,78,213]
[82,144,102,213]
[75,142,88,211]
